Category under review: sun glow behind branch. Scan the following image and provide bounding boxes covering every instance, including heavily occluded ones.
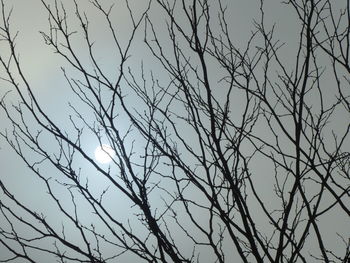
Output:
[94,144,115,164]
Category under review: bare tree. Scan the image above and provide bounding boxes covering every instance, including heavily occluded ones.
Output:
[0,0,349,262]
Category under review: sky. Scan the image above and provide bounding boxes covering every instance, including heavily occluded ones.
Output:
[0,0,349,262]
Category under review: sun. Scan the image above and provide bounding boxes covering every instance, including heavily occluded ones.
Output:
[94,144,115,164]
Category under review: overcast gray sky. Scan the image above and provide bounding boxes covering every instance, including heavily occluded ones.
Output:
[0,0,349,262]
